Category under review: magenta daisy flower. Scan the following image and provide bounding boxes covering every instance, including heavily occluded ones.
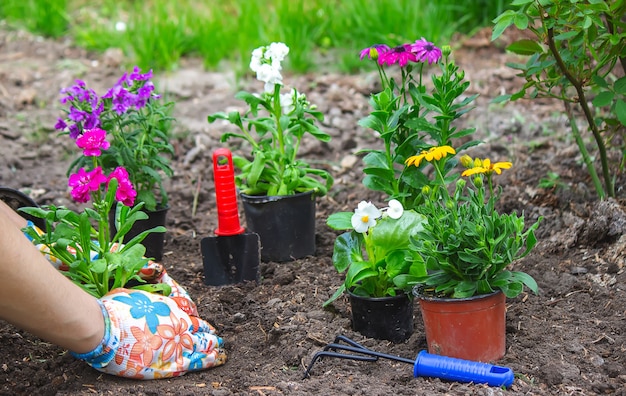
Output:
[359,44,391,61]
[378,44,418,67]
[411,38,442,65]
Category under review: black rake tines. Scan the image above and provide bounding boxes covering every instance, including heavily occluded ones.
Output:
[303,335,414,379]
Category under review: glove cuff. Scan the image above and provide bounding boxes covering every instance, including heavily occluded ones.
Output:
[70,300,118,368]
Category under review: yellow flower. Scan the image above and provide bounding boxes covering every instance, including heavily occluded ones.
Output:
[405,145,456,168]
[459,154,473,168]
[461,158,512,177]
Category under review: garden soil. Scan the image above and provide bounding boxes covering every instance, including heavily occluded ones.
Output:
[1,26,625,396]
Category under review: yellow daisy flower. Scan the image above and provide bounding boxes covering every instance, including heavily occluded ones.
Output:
[405,145,456,168]
[461,158,512,177]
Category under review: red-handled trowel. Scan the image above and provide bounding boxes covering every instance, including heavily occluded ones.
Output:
[201,148,260,286]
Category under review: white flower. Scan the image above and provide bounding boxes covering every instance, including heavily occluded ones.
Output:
[351,201,382,233]
[256,64,283,92]
[249,47,264,73]
[280,90,296,114]
[386,199,404,219]
[267,42,289,63]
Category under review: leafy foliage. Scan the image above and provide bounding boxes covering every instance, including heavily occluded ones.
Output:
[407,181,541,298]
[20,181,169,298]
[359,50,480,210]
[492,0,626,199]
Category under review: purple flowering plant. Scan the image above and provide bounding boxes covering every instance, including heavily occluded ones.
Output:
[55,67,175,212]
[18,68,173,297]
[21,126,169,298]
[357,40,481,211]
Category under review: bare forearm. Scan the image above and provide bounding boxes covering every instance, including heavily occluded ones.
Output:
[0,209,104,353]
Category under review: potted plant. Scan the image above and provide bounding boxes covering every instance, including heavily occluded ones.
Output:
[334,40,542,357]
[404,149,541,362]
[325,199,426,342]
[55,67,175,261]
[207,42,333,262]
[20,130,169,298]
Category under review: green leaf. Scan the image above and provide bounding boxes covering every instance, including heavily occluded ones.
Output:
[331,232,363,273]
[592,91,614,108]
[510,271,539,294]
[323,283,346,307]
[614,76,626,95]
[506,40,544,56]
[492,11,516,41]
[326,212,353,230]
[615,99,626,127]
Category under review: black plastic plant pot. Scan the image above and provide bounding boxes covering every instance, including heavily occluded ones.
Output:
[349,291,414,343]
[109,205,169,262]
[240,190,316,262]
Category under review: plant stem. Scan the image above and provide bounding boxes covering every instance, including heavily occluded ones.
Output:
[545,25,614,197]
[564,101,605,200]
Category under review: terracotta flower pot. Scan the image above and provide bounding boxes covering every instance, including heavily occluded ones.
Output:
[416,290,506,362]
[349,291,414,343]
[240,190,316,262]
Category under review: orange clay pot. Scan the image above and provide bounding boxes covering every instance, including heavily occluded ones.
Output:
[416,290,506,362]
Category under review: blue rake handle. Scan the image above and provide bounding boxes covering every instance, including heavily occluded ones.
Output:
[304,335,514,388]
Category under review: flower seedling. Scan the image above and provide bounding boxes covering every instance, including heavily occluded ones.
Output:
[56,67,175,211]
[208,42,333,197]
[324,199,426,306]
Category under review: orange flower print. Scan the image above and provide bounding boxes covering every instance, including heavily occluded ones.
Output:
[117,361,144,379]
[115,327,132,366]
[157,313,194,366]
[130,324,163,365]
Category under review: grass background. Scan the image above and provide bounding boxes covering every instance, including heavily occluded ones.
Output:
[0,0,507,75]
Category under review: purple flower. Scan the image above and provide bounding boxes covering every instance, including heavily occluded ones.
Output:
[411,38,442,65]
[54,118,67,131]
[68,106,86,122]
[108,167,137,207]
[68,124,81,139]
[83,113,100,130]
[129,66,153,82]
[68,166,107,203]
[359,44,391,61]
[76,128,110,157]
[378,44,418,67]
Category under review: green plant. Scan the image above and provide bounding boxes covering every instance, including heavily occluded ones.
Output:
[55,67,175,211]
[492,0,626,199]
[0,0,68,38]
[324,199,426,306]
[538,171,567,190]
[403,153,541,298]
[207,42,333,196]
[20,132,168,298]
[357,41,480,210]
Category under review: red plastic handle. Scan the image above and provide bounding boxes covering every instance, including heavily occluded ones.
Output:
[213,148,244,236]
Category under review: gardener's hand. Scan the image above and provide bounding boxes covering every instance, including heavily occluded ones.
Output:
[71,288,227,380]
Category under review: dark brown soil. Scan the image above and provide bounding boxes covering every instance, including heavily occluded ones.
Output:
[1,26,625,396]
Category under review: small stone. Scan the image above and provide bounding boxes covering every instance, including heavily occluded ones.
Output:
[570,266,588,275]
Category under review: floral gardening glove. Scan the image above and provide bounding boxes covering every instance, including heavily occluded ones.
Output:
[71,288,227,379]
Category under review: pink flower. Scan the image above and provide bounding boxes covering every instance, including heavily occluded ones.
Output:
[359,44,391,61]
[411,38,442,65]
[378,44,418,67]
[76,128,110,157]
[109,167,137,207]
[68,167,107,203]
